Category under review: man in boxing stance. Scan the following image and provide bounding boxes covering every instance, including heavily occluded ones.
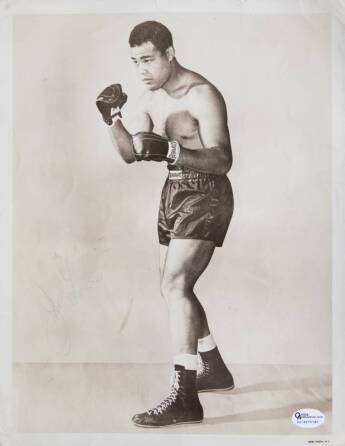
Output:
[96,20,234,427]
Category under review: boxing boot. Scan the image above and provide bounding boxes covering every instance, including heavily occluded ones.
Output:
[196,347,235,392]
[132,365,203,427]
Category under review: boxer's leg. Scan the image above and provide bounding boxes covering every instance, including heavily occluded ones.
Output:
[132,239,213,427]
[159,242,210,340]
[159,241,233,391]
[159,244,168,280]
[160,239,214,354]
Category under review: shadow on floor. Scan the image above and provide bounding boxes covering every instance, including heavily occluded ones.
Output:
[229,375,331,396]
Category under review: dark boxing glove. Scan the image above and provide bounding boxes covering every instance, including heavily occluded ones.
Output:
[96,84,127,126]
[132,132,181,164]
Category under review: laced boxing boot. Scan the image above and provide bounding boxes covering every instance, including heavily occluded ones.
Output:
[196,347,235,392]
[132,364,203,427]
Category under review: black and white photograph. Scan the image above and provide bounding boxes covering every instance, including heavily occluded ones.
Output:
[1,1,345,445]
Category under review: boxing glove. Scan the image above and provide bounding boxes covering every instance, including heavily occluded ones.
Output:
[132,132,180,164]
[96,84,127,126]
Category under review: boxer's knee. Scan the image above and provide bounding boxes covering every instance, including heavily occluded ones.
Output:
[160,271,193,301]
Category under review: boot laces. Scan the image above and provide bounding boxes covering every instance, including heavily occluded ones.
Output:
[197,353,211,377]
[147,370,181,415]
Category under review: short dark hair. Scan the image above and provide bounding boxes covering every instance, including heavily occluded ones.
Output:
[129,21,173,53]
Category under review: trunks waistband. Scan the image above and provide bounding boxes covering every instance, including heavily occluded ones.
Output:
[167,166,221,181]
[168,170,217,180]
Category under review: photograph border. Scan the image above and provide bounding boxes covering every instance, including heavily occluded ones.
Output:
[1,1,344,445]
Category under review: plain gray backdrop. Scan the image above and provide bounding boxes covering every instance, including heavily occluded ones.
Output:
[13,13,331,366]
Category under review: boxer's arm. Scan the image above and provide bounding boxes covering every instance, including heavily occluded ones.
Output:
[109,94,153,164]
[108,110,152,164]
[97,85,153,163]
[108,119,136,164]
[177,85,232,175]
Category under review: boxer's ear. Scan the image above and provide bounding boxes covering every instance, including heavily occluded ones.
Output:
[166,46,175,62]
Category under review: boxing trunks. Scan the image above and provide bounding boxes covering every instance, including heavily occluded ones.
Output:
[158,166,234,247]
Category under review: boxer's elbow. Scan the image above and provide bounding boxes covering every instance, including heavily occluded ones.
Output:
[222,157,232,175]
[222,154,232,174]
[124,159,134,164]
[215,148,232,175]
[123,155,135,164]
[118,144,136,164]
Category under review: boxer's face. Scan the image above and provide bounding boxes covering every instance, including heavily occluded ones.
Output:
[130,41,172,90]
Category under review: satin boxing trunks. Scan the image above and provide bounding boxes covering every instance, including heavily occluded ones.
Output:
[158,166,234,247]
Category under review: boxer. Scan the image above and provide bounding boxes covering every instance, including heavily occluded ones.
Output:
[96,20,234,427]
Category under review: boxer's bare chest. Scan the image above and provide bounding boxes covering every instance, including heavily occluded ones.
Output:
[147,90,201,149]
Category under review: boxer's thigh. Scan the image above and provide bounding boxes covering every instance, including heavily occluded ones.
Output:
[161,239,215,290]
[159,243,168,282]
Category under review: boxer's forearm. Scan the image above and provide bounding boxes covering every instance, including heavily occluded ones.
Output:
[108,120,135,164]
[177,146,232,175]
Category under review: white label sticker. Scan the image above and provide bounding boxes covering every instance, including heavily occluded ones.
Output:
[292,408,325,428]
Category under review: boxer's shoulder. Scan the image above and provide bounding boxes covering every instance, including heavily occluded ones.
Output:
[186,78,226,116]
[187,80,223,105]
[168,70,209,99]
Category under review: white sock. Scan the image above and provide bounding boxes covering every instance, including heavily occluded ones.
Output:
[198,334,217,353]
[174,353,198,370]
